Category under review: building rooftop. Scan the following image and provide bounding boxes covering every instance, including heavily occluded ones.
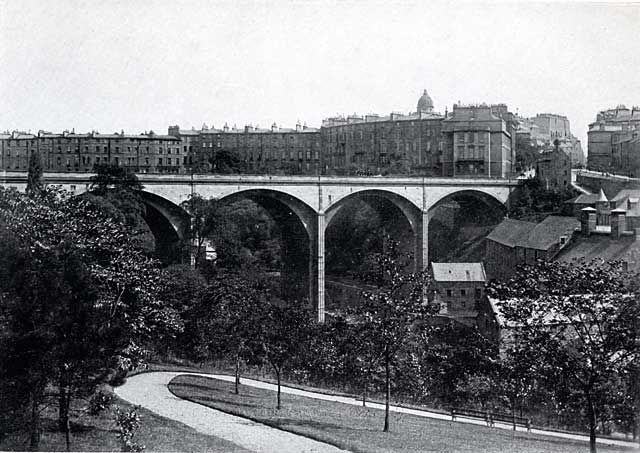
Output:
[556,234,640,272]
[521,216,581,251]
[566,193,601,205]
[431,262,486,282]
[487,216,580,251]
[486,218,537,248]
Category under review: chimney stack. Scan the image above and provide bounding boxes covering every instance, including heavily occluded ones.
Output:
[581,207,596,236]
[611,208,627,239]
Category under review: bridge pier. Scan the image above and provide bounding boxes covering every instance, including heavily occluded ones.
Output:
[415,210,431,272]
[311,213,325,322]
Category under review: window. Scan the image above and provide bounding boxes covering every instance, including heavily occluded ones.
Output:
[115,146,120,153]
[168,158,172,165]
[446,289,452,297]
[475,288,482,299]
[460,289,466,296]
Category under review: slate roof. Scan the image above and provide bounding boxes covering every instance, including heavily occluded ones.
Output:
[521,216,581,251]
[597,188,608,202]
[611,189,640,204]
[486,218,537,247]
[431,262,486,282]
[487,216,580,251]
[556,234,640,272]
[566,193,600,205]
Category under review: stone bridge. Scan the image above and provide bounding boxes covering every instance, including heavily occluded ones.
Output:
[0,171,520,321]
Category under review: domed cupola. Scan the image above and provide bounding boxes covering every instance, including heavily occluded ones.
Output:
[417,89,434,113]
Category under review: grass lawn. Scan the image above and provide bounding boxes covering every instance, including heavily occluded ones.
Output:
[0,392,249,452]
[169,374,636,453]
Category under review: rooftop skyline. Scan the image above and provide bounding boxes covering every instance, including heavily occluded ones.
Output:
[1,0,639,148]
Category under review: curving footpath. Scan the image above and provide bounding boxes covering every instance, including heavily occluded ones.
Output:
[116,371,639,451]
[115,372,347,453]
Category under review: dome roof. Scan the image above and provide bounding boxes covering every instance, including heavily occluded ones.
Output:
[417,89,434,113]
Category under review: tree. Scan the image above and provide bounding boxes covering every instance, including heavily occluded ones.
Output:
[351,236,436,432]
[0,186,181,450]
[411,323,499,407]
[488,260,640,453]
[87,163,153,253]
[192,271,268,394]
[250,302,312,409]
[180,194,219,267]
[26,150,44,196]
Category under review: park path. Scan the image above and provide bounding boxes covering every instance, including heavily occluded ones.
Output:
[114,372,347,453]
[117,371,639,451]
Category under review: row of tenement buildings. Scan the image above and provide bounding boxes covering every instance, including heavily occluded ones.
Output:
[588,105,640,175]
[0,90,521,178]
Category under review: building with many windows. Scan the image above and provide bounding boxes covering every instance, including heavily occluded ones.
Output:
[319,92,517,177]
[516,113,584,167]
[0,130,182,173]
[588,105,640,173]
[1,90,518,178]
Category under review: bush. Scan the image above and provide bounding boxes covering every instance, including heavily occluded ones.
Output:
[88,390,113,417]
[114,407,145,452]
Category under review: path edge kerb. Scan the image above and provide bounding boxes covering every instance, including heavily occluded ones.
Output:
[167,373,359,453]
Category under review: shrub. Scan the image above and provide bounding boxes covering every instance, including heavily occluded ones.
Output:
[114,407,145,452]
[88,390,113,417]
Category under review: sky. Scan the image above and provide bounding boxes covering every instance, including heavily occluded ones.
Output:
[1,0,639,150]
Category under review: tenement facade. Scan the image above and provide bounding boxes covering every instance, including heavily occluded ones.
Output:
[588,105,640,174]
[517,113,584,167]
[1,90,518,178]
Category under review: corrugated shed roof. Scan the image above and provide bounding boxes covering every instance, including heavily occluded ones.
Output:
[431,262,486,282]
[486,218,537,247]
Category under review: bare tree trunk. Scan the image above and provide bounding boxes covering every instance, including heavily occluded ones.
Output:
[586,390,597,453]
[276,368,281,410]
[512,395,517,431]
[29,397,40,451]
[58,385,71,451]
[362,379,367,407]
[383,345,390,433]
[234,353,241,395]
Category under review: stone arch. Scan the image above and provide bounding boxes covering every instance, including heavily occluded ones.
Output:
[323,189,424,309]
[427,189,508,218]
[216,189,319,305]
[324,189,422,233]
[217,188,317,239]
[426,189,507,264]
[75,189,191,263]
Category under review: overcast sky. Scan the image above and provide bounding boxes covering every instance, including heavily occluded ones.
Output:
[1,0,639,149]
